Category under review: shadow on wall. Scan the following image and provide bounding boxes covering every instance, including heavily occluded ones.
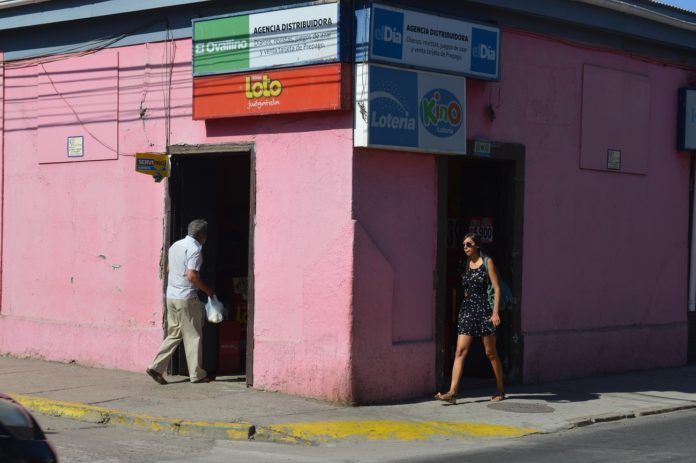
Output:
[204,111,353,138]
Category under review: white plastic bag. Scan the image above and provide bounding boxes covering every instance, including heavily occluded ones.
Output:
[205,295,224,323]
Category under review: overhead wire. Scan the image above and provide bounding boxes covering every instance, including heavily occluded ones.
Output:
[4,18,170,70]
[162,19,176,150]
[6,17,180,157]
[39,61,119,154]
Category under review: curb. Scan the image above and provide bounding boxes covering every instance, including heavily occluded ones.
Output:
[254,420,541,444]
[12,392,694,444]
[10,393,540,444]
[570,403,696,428]
[10,393,254,441]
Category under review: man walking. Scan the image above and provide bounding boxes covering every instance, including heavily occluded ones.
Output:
[146,219,215,384]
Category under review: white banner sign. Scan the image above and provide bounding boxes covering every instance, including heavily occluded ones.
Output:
[193,2,339,76]
[359,4,500,80]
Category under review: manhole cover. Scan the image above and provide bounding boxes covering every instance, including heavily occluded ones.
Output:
[487,402,555,413]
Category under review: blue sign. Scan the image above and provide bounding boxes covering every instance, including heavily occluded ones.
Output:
[359,4,500,80]
[355,64,467,154]
[369,65,418,148]
[471,27,498,76]
[372,7,404,60]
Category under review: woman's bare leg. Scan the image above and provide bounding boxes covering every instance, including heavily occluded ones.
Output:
[483,335,504,395]
[448,334,474,394]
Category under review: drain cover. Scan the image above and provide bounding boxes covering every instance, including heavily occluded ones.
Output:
[487,402,555,413]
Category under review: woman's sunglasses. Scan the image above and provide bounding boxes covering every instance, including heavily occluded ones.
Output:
[463,242,476,248]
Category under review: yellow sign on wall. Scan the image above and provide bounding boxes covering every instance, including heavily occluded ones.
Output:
[135,153,169,182]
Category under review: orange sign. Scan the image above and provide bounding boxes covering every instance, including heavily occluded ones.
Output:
[193,63,350,119]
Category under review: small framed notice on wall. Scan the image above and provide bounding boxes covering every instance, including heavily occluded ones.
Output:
[67,136,84,158]
[607,149,621,171]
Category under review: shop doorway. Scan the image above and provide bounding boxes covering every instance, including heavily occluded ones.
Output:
[165,145,254,383]
[435,142,524,391]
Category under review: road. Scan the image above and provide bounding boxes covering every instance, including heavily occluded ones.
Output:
[37,409,696,463]
[404,409,696,463]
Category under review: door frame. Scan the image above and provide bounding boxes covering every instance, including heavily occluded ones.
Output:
[164,142,257,386]
[435,141,525,390]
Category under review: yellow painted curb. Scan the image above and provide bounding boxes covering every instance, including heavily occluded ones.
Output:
[8,393,252,441]
[8,394,540,444]
[259,420,540,443]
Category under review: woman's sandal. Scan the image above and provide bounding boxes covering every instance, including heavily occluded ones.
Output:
[491,392,506,402]
[434,392,457,404]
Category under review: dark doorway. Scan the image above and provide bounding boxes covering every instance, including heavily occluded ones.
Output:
[436,142,524,392]
[166,151,252,379]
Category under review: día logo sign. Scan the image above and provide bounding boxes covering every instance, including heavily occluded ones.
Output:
[472,43,496,61]
[372,7,404,59]
[470,27,498,75]
[420,89,463,137]
[375,25,402,45]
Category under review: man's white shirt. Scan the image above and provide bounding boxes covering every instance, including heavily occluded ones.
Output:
[166,235,202,299]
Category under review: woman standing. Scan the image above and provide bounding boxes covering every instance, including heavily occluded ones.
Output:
[435,232,505,404]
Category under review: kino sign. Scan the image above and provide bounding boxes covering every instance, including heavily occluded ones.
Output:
[356,3,501,80]
[354,64,467,155]
[192,2,340,76]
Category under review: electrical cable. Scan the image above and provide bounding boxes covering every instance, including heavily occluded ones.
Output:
[4,18,171,70]
[7,17,181,158]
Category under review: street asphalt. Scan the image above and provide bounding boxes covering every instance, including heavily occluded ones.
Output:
[1,356,694,444]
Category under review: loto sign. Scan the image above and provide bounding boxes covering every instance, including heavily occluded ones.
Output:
[193,63,350,119]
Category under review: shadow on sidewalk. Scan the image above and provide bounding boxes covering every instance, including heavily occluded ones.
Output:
[379,365,696,407]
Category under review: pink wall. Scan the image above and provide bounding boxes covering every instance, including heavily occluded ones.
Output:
[205,115,356,401]
[0,55,165,369]
[0,40,357,403]
[352,149,437,402]
[0,51,4,314]
[465,30,691,382]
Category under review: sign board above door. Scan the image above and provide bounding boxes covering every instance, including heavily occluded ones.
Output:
[356,3,500,81]
[193,63,350,119]
[192,2,340,76]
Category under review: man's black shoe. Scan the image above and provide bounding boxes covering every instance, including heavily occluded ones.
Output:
[146,368,168,385]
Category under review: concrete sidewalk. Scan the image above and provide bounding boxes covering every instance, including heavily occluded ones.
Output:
[1,355,695,444]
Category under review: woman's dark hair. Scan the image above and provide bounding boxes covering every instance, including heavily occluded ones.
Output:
[462,232,486,272]
[464,232,482,249]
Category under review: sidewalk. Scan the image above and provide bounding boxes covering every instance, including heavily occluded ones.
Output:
[1,355,695,444]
